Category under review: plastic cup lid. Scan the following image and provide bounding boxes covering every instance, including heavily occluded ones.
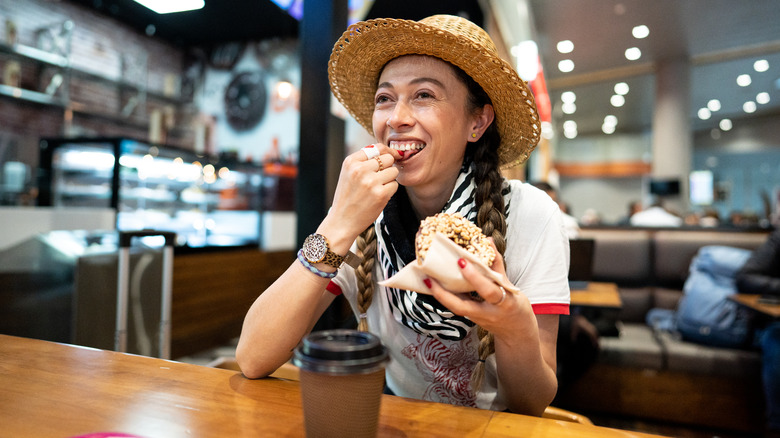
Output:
[293,329,388,375]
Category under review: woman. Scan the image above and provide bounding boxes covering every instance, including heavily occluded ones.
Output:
[237,15,570,416]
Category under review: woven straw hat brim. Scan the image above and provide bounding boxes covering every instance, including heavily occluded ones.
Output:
[328,15,541,168]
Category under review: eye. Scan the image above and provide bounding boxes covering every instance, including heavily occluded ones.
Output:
[374,94,391,105]
[416,91,434,99]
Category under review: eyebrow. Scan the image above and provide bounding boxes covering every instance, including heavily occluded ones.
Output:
[376,76,447,90]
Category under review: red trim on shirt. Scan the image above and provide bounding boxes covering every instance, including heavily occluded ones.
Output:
[326,281,343,296]
[532,302,570,315]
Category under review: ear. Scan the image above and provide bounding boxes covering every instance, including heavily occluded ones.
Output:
[468,104,495,142]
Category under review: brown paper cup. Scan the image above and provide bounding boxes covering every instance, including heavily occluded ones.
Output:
[293,330,389,438]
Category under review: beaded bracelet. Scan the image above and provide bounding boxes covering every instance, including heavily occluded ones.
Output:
[297,249,338,279]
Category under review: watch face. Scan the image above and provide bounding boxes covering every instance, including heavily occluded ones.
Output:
[303,234,328,263]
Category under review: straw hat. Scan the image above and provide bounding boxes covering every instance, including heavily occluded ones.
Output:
[328,14,541,168]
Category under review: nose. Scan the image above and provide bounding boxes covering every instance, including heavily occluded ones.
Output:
[386,101,414,130]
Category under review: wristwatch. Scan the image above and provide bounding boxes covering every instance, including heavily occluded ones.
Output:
[302,233,361,269]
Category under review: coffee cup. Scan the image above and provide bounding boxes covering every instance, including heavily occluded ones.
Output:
[293,329,389,438]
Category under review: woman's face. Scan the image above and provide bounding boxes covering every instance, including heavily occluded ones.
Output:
[372,55,488,194]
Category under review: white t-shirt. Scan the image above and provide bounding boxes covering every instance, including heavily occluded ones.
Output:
[330,180,570,411]
[630,206,683,227]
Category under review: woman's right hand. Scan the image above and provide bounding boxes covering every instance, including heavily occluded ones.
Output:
[317,144,401,252]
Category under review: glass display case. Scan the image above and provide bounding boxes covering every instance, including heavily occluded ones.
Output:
[37,137,263,248]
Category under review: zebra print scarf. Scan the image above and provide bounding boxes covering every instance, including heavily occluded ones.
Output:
[375,161,511,341]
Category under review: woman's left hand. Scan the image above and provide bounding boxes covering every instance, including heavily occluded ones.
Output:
[427,239,533,338]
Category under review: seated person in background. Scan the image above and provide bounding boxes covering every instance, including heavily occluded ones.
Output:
[629,197,683,227]
[699,208,720,227]
[527,182,600,392]
[617,200,642,225]
[736,228,780,433]
[530,181,580,239]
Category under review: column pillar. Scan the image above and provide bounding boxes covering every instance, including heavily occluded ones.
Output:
[651,57,692,213]
[296,0,348,246]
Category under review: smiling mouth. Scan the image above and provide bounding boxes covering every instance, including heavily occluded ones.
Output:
[389,141,426,160]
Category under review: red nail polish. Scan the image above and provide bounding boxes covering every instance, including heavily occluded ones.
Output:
[398,150,405,157]
[458,258,467,268]
[366,144,375,148]
[423,278,432,288]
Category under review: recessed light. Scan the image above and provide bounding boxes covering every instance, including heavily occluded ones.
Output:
[558,59,575,73]
[736,74,752,87]
[743,101,757,113]
[610,95,625,107]
[541,121,554,139]
[562,102,577,114]
[625,47,641,61]
[754,59,770,72]
[697,108,711,120]
[707,99,721,111]
[561,91,577,103]
[604,115,618,126]
[557,40,574,54]
[719,119,732,131]
[756,92,770,104]
[632,25,649,39]
[133,0,204,14]
[563,120,578,131]
[602,124,616,134]
[614,82,629,95]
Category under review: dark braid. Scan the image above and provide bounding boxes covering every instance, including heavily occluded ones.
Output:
[454,65,508,392]
[355,225,377,331]
[470,123,506,392]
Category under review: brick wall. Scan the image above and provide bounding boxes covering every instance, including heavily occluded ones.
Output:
[0,0,194,174]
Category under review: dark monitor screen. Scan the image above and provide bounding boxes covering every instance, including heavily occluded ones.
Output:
[649,179,680,196]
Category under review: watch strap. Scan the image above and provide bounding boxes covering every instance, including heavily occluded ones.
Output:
[303,233,362,269]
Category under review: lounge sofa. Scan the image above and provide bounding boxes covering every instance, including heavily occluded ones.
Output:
[555,226,772,434]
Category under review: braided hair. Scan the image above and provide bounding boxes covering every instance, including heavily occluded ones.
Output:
[354,59,508,394]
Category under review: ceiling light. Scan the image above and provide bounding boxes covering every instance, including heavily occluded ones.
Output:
[563,121,578,139]
[707,99,721,111]
[541,121,554,139]
[754,59,769,72]
[756,92,770,104]
[610,94,625,107]
[614,82,629,95]
[133,0,205,14]
[557,40,574,54]
[604,115,618,126]
[562,102,577,114]
[736,74,752,87]
[697,108,711,120]
[602,124,616,134]
[719,119,732,131]
[561,91,576,103]
[512,41,540,81]
[632,25,649,39]
[558,59,575,73]
[743,101,757,113]
[625,47,641,61]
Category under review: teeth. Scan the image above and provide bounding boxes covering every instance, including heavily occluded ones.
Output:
[390,142,425,152]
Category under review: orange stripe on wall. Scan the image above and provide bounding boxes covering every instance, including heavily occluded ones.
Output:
[553,161,651,178]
